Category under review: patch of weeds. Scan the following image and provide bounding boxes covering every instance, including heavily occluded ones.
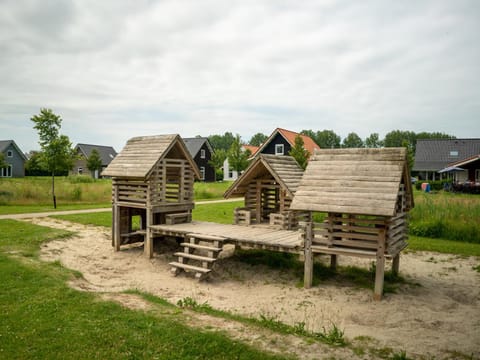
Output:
[426,256,438,264]
[473,264,480,273]
[177,296,213,311]
[258,314,293,333]
[314,322,347,347]
[443,350,476,360]
[125,289,175,308]
[391,350,411,360]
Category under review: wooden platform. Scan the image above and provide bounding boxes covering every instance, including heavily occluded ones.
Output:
[150,221,302,253]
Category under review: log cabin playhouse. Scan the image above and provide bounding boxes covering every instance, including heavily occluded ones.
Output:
[102,134,200,258]
[290,147,414,300]
[224,154,310,230]
[104,137,413,300]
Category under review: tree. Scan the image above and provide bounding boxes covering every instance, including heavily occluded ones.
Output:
[364,133,383,148]
[227,134,250,173]
[303,129,341,149]
[402,140,415,171]
[208,132,235,151]
[249,132,268,147]
[0,153,7,169]
[31,108,75,208]
[208,148,227,181]
[289,135,309,170]
[86,149,102,179]
[383,130,417,150]
[342,132,364,148]
[25,151,49,176]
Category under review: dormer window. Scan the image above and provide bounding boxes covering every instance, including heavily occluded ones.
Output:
[7,150,13,157]
[275,144,284,155]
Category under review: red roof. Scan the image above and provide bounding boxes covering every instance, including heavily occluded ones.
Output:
[276,128,320,155]
[242,145,260,156]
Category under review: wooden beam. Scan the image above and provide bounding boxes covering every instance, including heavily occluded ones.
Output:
[304,222,313,289]
[392,254,400,276]
[373,228,386,301]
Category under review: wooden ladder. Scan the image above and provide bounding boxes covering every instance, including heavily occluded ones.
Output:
[169,233,226,280]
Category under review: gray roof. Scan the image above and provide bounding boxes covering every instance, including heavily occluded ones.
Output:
[413,138,480,171]
[102,134,200,179]
[290,148,413,217]
[0,140,27,161]
[182,137,213,157]
[224,154,304,198]
[76,143,117,166]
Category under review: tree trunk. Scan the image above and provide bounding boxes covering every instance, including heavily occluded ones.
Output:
[52,171,57,209]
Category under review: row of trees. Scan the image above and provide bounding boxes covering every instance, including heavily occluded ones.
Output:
[207,129,455,173]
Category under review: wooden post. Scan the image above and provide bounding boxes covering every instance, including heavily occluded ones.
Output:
[256,180,261,224]
[145,182,153,258]
[304,221,313,289]
[374,228,386,301]
[113,184,121,251]
[392,254,400,276]
[330,254,337,270]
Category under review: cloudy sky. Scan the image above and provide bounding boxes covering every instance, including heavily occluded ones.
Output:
[1,0,479,152]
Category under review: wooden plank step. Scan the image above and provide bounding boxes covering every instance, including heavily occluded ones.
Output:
[169,262,211,273]
[180,242,222,252]
[185,233,228,242]
[173,252,217,262]
[311,245,393,259]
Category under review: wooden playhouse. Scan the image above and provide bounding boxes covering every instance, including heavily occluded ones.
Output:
[290,147,414,300]
[102,134,200,258]
[224,154,309,229]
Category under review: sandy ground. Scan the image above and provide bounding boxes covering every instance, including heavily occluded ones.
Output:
[31,217,480,359]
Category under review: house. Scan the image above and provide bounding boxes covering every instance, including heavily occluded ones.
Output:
[71,143,117,178]
[253,128,320,158]
[0,140,27,177]
[102,134,200,258]
[224,154,308,229]
[413,138,480,181]
[223,144,259,181]
[183,137,216,182]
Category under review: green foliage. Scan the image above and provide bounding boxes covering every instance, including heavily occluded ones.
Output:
[409,191,480,243]
[391,350,410,360]
[30,108,76,208]
[0,152,7,168]
[227,134,250,172]
[414,179,445,191]
[177,297,213,311]
[301,129,340,149]
[208,132,235,151]
[194,181,232,200]
[342,132,364,148]
[315,323,346,347]
[288,134,309,169]
[249,132,268,146]
[208,148,227,180]
[86,148,102,176]
[383,130,417,151]
[364,133,383,148]
[24,151,49,176]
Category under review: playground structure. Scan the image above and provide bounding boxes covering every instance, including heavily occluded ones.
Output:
[106,136,413,300]
[102,134,200,258]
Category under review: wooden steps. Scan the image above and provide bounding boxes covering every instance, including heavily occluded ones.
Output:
[170,232,227,280]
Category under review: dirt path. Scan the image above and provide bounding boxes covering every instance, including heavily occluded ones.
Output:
[31,217,480,359]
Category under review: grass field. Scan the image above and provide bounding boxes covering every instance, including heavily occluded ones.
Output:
[0,219,289,360]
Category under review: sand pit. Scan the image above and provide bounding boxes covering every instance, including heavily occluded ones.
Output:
[32,217,479,359]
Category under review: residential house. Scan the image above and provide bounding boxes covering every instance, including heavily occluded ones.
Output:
[183,137,216,182]
[0,140,27,177]
[71,143,117,178]
[413,139,480,181]
[223,144,259,181]
[253,128,320,158]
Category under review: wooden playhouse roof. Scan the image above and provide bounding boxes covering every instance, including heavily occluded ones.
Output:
[102,134,200,179]
[290,148,413,217]
[224,154,304,198]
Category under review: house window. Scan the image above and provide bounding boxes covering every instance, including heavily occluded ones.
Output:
[200,149,206,159]
[476,169,480,182]
[200,166,205,180]
[275,144,284,155]
[449,150,458,157]
[7,150,13,157]
[1,165,12,177]
[78,167,83,175]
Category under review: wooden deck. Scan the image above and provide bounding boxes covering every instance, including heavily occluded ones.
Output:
[150,221,303,253]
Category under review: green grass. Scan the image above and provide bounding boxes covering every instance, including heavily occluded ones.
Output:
[0,219,289,360]
[409,190,480,243]
[0,203,111,215]
[193,200,243,224]
[194,181,233,200]
[408,235,480,257]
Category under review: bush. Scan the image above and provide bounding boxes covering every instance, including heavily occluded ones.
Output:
[415,180,447,191]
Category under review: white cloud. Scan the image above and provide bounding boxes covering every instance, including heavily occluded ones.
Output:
[0,0,479,152]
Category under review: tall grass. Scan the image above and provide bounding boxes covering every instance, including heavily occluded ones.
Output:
[194,181,233,200]
[410,191,480,243]
[0,176,112,205]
